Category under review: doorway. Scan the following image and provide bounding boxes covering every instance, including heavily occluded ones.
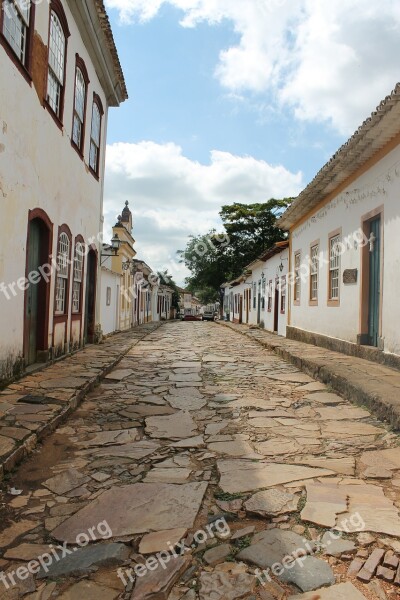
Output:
[257,291,261,324]
[84,249,97,343]
[273,284,279,332]
[368,216,381,346]
[360,208,383,348]
[24,213,52,365]
[239,296,243,324]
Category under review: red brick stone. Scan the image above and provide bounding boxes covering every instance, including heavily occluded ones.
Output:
[362,548,385,575]
[348,557,365,577]
[394,564,400,586]
[376,565,395,582]
[383,550,399,569]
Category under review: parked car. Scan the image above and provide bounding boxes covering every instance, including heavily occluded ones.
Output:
[202,311,217,322]
[181,314,202,321]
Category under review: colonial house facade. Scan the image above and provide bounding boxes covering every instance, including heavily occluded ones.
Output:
[0,0,127,386]
[279,83,400,361]
[110,202,137,331]
[99,247,121,337]
[223,241,289,336]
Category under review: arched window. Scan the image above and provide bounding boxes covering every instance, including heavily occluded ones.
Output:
[89,94,103,175]
[72,241,84,313]
[46,1,69,120]
[55,231,70,314]
[72,56,89,153]
[1,0,33,67]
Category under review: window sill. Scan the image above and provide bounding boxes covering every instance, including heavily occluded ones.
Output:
[89,166,100,181]
[44,100,64,131]
[71,140,84,160]
[54,314,68,323]
[0,35,32,85]
[293,300,300,306]
[327,299,340,307]
[309,299,318,306]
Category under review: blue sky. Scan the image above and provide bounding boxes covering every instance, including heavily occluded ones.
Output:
[103,0,400,284]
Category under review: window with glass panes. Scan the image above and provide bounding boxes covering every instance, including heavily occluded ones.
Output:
[2,0,31,64]
[280,277,286,313]
[329,235,341,300]
[267,280,273,311]
[310,243,319,301]
[72,242,83,313]
[55,232,69,314]
[294,252,301,302]
[72,67,86,150]
[89,101,101,173]
[47,11,65,117]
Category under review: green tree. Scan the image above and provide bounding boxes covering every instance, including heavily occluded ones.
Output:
[157,271,180,309]
[179,198,292,297]
[177,231,233,293]
[219,199,290,268]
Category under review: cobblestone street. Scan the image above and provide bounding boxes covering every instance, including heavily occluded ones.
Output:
[1,321,400,599]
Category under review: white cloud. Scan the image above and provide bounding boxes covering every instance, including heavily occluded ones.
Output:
[104,141,302,284]
[105,0,400,134]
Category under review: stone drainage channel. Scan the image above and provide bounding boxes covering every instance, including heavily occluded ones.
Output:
[0,321,400,599]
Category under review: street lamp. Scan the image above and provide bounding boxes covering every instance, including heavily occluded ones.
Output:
[100,234,121,265]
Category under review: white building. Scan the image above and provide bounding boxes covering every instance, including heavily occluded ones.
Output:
[0,0,127,385]
[99,249,121,337]
[225,241,289,336]
[279,83,400,361]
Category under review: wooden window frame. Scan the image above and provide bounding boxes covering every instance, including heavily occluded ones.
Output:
[71,235,85,316]
[327,228,342,307]
[280,276,286,314]
[89,93,104,179]
[71,54,89,157]
[293,251,301,306]
[45,0,70,128]
[53,224,72,324]
[267,280,273,312]
[309,239,319,306]
[0,0,35,83]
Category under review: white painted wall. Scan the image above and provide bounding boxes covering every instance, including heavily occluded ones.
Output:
[0,0,113,382]
[100,267,121,336]
[290,143,400,354]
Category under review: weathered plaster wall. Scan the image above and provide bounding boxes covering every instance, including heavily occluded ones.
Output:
[0,0,108,382]
[290,143,400,354]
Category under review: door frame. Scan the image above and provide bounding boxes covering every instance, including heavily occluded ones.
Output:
[23,208,53,364]
[273,279,279,332]
[84,246,98,343]
[359,205,384,347]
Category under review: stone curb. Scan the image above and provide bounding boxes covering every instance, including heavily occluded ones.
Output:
[0,323,164,481]
[218,321,400,430]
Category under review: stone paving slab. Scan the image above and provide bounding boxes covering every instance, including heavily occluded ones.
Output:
[0,323,162,480]
[220,321,400,429]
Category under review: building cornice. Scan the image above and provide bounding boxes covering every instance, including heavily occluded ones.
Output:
[278,83,400,230]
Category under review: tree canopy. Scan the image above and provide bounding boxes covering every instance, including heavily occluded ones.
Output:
[178,198,291,297]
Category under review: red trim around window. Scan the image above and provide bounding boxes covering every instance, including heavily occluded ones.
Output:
[0,0,35,84]
[89,92,104,179]
[44,0,70,126]
[71,54,90,157]
[53,224,72,329]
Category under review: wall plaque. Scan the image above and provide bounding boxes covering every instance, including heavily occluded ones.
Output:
[343,269,358,284]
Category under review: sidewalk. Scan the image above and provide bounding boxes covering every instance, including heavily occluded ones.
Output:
[0,322,162,480]
[220,321,400,430]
